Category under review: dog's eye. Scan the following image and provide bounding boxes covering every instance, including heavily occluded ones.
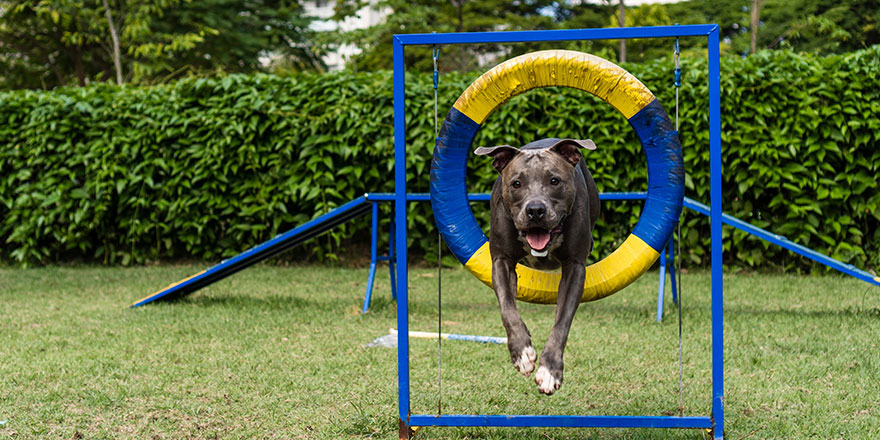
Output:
[550,177,560,186]
[512,180,521,188]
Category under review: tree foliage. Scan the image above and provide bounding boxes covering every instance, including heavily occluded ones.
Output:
[1,48,878,272]
[665,0,880,55]
[329,0,612,72]
[2,0,876,87]
[331,0,880,73]
[606,3,674,63]
[0,0,323,89]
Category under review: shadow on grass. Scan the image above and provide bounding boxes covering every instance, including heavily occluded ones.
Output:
[723,304,880,318]
[180,294,317,311]
[363,296,395,314]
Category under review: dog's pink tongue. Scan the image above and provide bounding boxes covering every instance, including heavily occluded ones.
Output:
[526,230,551,251]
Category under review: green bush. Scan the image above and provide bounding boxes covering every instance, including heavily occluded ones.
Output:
[1,48,878,272]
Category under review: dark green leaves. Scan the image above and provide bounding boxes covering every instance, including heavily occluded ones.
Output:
[0,47,878,274]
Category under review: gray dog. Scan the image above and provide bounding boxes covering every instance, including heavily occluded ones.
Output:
[474,138,600,395]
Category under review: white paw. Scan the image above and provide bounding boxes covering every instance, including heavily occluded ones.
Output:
[535,366,561,395]
[513,346,537,376]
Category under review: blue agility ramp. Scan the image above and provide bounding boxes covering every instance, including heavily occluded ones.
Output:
[130,196,372,307]
[683,197,880,287]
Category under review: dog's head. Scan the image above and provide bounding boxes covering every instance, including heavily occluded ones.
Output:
[475,138,596,254]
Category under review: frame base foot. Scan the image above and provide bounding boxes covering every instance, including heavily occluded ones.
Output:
[399,418,413,439]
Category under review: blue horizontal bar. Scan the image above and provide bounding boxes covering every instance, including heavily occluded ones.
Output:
[364,192,647,202]
[365,192,489,202]
[601,191,649,201]
[395,25,718,46]
[683,197,880,288]
[409,414,713,429]
[364,192,879,289]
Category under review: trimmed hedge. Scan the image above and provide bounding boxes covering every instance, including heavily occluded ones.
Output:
[1,48,878,272]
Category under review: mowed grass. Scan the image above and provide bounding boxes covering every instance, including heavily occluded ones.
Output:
[1,264,879,439]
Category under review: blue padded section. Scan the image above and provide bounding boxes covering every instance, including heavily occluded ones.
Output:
[628,99,685,252]
[430,107,488,263]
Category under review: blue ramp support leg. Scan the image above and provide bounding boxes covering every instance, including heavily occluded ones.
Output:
[657,246,667,322]
[363,202,380,313]
[388,217,397,300]
[362,201,399,313]
[656,234,679,322]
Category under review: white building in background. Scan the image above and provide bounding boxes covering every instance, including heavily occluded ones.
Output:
[302,0,687,70]
[303,0,388,71]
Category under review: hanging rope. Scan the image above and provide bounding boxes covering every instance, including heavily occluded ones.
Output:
[673,32,685,418]
[433,46,441,140]
[433,44,443,416]
[674,35,681,131]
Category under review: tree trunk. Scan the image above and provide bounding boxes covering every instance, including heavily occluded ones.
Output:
[451,0,466,71]
[750,0,763,54]
[102,0,123,85]
[618,0,626,64]
[73,45,87,86]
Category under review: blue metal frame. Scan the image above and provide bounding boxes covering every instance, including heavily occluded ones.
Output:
[708,29,724,438]
[409,414,712,429]
[393,25,725,439]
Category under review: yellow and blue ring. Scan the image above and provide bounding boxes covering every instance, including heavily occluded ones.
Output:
[430,50,684,303]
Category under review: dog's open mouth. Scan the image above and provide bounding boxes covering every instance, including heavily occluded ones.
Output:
[523,223,564,257]
[526,229,551,251]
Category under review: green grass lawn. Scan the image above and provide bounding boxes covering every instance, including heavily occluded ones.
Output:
[1,264,879,439]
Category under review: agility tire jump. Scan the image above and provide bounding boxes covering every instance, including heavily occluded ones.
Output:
[430,50,684,304]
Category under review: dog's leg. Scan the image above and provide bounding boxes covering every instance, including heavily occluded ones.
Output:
[535,261,585,395]
[492,257,536,377]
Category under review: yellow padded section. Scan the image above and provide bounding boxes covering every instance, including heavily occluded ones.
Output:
[464,235,660,304]
[452,50,655,124]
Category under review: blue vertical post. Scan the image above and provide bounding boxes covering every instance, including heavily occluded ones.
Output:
[656,247,666,322]
[393,35,411,435]
[363,202,380,313]
[708,26,724,440]
[389,217,398,300]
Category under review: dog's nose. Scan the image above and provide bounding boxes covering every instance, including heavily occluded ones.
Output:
[526,202,546,221]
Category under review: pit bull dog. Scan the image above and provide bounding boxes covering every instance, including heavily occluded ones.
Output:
[474,138,600,395]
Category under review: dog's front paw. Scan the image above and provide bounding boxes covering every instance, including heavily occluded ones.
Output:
[512,345,537,377]
[535,365,562,395]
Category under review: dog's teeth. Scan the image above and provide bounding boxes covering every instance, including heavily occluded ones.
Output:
[531,249,548,257]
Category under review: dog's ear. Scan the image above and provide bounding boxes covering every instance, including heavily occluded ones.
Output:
[549,139,596,166]
[474,145,520,172]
